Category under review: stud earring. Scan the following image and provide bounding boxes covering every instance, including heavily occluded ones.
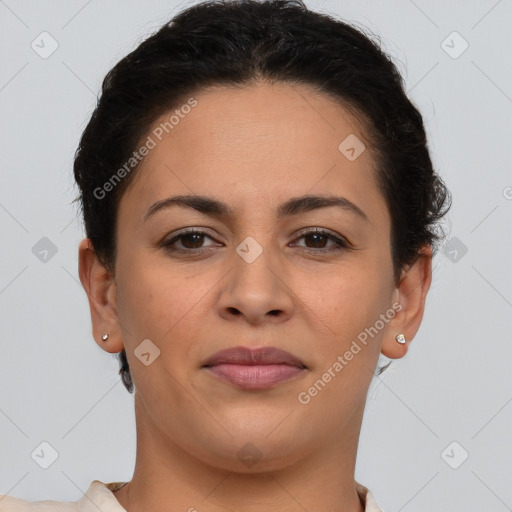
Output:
[395,333,406,344]
[101,333,109,342]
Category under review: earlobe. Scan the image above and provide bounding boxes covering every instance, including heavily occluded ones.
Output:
[381,245,433,360]
[78,237,124,354]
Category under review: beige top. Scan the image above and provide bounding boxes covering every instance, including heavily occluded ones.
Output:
[0,480,384,511]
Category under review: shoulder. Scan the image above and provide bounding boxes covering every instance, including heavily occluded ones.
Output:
[356,480,386,512]
[0,494,78,511]
[0,481,128,512]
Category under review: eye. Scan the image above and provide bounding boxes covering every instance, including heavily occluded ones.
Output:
[161,227,350,255]
[290,228,350,252]
[162,229,219,253]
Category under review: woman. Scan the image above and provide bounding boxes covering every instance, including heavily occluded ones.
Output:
[0,0,451,510]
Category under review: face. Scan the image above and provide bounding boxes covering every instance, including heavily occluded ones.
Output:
[84,81,420,472]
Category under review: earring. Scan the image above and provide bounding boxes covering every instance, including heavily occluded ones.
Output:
[101,333,109,342]
[395,333,406,344]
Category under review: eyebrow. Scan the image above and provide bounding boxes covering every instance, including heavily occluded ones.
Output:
[144,194,370,224]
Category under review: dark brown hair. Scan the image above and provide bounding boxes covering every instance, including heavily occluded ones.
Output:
[73,0,451,392]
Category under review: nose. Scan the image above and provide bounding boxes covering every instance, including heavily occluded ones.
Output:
[216,245,295,326]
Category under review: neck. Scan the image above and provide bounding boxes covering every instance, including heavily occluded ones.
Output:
[113,395,366,512]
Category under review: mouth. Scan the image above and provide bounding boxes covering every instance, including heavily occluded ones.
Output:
[202,346,308,390]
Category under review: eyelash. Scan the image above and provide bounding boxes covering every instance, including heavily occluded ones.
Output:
[161,228,350,254]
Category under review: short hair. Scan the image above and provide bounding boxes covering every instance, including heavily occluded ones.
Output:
[73,0,451,393]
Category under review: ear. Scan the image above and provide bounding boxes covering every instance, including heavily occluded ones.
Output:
[78,237,124,354]
[381,245,433,359]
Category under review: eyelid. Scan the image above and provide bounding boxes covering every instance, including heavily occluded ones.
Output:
[291,227,351,250]
[162,228,220,248]
[293,227,350,243]
[161,226,351,253]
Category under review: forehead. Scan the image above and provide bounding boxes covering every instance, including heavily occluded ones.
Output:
[119,81,386,223]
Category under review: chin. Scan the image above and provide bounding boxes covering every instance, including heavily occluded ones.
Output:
[184,430,314,474]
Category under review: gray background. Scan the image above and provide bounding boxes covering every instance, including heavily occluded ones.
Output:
[0,1,511,511]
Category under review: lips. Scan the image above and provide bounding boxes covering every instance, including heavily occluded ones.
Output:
[202,346,308,390]
[202,346,307,369]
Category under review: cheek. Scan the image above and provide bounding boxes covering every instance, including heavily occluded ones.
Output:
[295,269,390,418]
[306,262,377,320]
[114,253,185,338]
[113,256,201,394]
[114,252,219,353]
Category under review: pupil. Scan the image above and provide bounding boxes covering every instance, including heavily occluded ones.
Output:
[307,233,326,248]
[183,233,203,248]
[180,233,328,250]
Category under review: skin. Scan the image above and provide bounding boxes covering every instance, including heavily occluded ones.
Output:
[78,81,432,512]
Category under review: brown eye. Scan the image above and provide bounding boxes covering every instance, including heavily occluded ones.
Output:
[303,232,329,249]
[180,232,206,249]
[162,230,219,253]
[291,228,349,252]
